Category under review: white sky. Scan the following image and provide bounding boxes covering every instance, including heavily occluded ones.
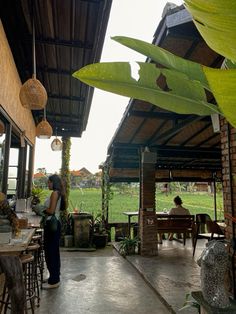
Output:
[34,0,183,174]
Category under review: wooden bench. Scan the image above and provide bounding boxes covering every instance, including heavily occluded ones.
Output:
[156,214,195,245]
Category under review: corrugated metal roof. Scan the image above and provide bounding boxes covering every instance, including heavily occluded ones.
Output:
[0,0,112,137]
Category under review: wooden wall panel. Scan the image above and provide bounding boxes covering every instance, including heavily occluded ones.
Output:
[0,21,35,144]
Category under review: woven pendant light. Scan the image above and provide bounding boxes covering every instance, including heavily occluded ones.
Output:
[0,120,5,137]
[51,128,62,151]
[36,108,52,139]
[51,138,63,151]
[19,9,47,110]
[20,75,47,110]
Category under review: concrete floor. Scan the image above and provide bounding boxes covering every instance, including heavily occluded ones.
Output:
[125,238,205,314]
[35,245,170,314]
[34,239,206,314]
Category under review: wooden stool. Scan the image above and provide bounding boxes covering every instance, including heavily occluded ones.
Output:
[31,232,45,289]
[0,254,35,313]
[27,244,41,307]
[20,253,35,313]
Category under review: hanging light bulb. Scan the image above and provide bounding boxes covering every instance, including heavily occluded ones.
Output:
[51,128,63,151]
[36,107,52,139]
[19,5,47,110]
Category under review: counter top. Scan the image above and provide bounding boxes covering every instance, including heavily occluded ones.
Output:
[0,228,35,255]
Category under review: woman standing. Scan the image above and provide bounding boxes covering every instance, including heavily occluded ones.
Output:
[42,174,66,289]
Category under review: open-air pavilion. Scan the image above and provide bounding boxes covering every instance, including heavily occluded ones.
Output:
[103,3,224,254]
[101,2,236,309]
[1,1,236,313]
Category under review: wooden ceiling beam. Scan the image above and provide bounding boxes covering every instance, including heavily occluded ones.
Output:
[129,110,208,120]
[109,167,221,183]
[180,123,212,146]
[47,93,85,102]
[112,143,220,156]
[149,115,204,145]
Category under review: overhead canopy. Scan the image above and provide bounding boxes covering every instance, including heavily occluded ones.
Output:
[106,5,224,183]
[0,0,112,137]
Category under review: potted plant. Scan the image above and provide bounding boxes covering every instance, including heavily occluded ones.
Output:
[60,209,74,247]
[92,212,109,248]
[119,237,139,257]
[179,293,200,313]
[31,185,44,207]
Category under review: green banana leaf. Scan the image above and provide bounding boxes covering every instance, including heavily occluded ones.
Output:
[225,59,236,69]
[112,36,209,90]
[111,36,236,127]
[184,0,236,62]
[203,68,236,127]
[73,62,220,116]
[73,1,236,128]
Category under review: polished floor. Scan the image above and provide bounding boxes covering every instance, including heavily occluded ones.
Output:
[125,238,204,314]
[35,245,170,314]
[33,238,206,314]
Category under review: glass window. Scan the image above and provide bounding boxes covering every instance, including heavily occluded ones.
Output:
[7,147,19,195]
[0,135,6,191]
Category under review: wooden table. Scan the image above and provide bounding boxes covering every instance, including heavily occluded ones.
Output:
[0,228,35,256]
[122,211,139,237]
[122,211,167,237]
[0,228,36,312]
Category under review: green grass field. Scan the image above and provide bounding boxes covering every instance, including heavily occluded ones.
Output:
[41,187,224,222]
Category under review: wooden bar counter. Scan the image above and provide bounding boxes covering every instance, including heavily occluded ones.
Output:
[0,228,35,256]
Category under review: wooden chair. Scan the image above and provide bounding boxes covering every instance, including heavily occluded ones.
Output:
[206,220,225,241]
[192,214,225,256]
[156,214,194,245]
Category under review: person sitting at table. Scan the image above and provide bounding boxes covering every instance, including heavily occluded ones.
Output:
[168,196,190,240]
[169,196,190,215]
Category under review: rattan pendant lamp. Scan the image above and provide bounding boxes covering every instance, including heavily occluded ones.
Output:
[51,128,62,151]
[36,107,53,139]
[19,6,47,110]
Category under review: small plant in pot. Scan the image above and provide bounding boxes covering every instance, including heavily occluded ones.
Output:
[31,185,44,206]
[92,213,108,248]
[119,237,139,257]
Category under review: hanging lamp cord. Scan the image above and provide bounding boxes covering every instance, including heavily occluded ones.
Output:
[32,1,36,78]
[43,107,46,120]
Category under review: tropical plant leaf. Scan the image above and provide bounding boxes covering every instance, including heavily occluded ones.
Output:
[203,68,236,127]
[225,59,236,69]
[112,36,209,90]
[184,0,236,62]
[73,62,221,116]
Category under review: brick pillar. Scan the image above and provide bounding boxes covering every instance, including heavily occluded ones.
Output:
[139,151,158,256]
[220,118,236,297]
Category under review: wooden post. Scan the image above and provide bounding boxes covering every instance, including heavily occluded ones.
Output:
[139,150,158,256]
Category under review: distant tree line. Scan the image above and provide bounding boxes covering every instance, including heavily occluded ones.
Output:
[33,168,102,189]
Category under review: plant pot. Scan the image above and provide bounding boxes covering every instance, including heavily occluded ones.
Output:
[73,212,93,248]
[93,233,108,248]
[125,245,136,255]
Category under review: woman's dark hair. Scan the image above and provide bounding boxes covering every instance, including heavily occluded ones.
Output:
[174,196,182,206]
[48,174,67,210]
